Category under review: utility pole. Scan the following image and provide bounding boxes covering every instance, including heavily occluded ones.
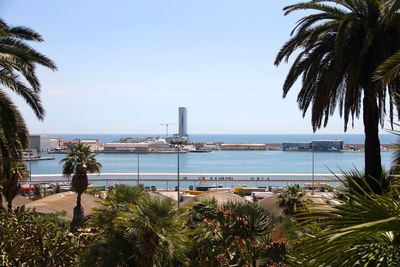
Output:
[137,153,140,186]
[29,153,32,196]
[171,139,184,208]
[312,142,315,195]
[160,123,175,138]
[177,144,180,208]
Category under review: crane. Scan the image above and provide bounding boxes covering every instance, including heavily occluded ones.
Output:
[160,123,176,138]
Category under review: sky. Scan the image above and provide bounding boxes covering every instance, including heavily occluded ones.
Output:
[0,0,375,134]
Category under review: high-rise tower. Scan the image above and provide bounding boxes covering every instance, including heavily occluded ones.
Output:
[178,107,187,138]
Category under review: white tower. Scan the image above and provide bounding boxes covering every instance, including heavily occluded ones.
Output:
[178,107,187,138]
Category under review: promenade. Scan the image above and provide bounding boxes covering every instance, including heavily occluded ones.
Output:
[26,172,343,188]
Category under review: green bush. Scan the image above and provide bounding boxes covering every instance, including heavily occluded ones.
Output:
[185,200,288,266]
[0,207,90,267]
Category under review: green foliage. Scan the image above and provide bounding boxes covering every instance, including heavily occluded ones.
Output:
[277,184,306,216]
[0,207,89,267]
[375,50,400,85]
[289,178,400,266]
[185,198,218,228]
[186,200,287,266]
[2,160,28,209]
[340,168,393,196]
[81,185,189,267]
[0,17,56,203]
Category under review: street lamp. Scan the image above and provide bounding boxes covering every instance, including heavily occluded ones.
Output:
[171,139,185,208]
[137,153,140,186]
[312,142,315,195]
[177,144,180,208]
[29,153,32,196]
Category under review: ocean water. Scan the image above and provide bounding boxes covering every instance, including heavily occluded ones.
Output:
[30,150,395,188]
[43,133,399,144]
[29,134,397,188]
[32,150,394,175]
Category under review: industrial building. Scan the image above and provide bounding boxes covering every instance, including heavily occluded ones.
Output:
[282,140,343,152]
[103,139,174,153]
[80,139,103,152]
[220,144,267,150]
[282,142,312,151]
[103,143,150,153]
[29,135,52,152]
[312,140,343,151]
[178,107,188,138]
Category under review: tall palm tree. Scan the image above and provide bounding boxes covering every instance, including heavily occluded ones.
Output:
[0,17,56,204]
[0,17,56,138]
[2,160,28,210]
[275,0,400,193]
[0,100,29,209]
[60,143,102,231]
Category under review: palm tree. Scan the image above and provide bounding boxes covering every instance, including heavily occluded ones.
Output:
[374,0,400,85]
[0,17,56,143]
[82,185,189,267]
[2,160,28,209]
[275,0,400,193]
[277,184,305,216]
[0,17,56,205]
[114,196,189,267]
[375,50,400,85]
[60,143,102,231]
[288,178,400,266]
[0,103,28,209]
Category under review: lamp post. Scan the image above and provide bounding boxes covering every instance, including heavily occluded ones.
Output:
[137,153,140,186]
[171,139,184,208]
[29,153,32,196]
[177,144,180,208]
[312,142,315,195]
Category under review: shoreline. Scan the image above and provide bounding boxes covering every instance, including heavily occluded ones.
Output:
[46,142,396,154]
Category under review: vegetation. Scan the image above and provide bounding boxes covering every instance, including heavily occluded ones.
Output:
[0,17,56,208]
[275,0,400,193]
[60,143,102,231]
[277,184,306,216]
[81,185,189,267]
[185,199,288,266]
[0,207,90,267]
[2,160,28,209]
[288,177,400,266]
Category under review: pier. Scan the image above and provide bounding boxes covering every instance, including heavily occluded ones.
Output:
[25,172,343,188]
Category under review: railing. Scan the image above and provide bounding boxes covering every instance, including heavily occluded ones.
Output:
[24,172,342,187]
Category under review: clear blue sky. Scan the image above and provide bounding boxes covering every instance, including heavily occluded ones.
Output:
[2,0,371,134]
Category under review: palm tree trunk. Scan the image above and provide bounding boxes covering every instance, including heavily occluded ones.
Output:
[77,192,82,208]
[363,87,382,193]
[71,192,84,232]
[0,192,3,209]
[138,235,158,267]
[7,200,12,210]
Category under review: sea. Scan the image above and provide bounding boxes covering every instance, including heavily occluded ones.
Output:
[31,134,398,180]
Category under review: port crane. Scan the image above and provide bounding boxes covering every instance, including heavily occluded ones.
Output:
[160,123,176,138]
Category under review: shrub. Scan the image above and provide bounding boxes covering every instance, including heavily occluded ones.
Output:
[0,207,89,266]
